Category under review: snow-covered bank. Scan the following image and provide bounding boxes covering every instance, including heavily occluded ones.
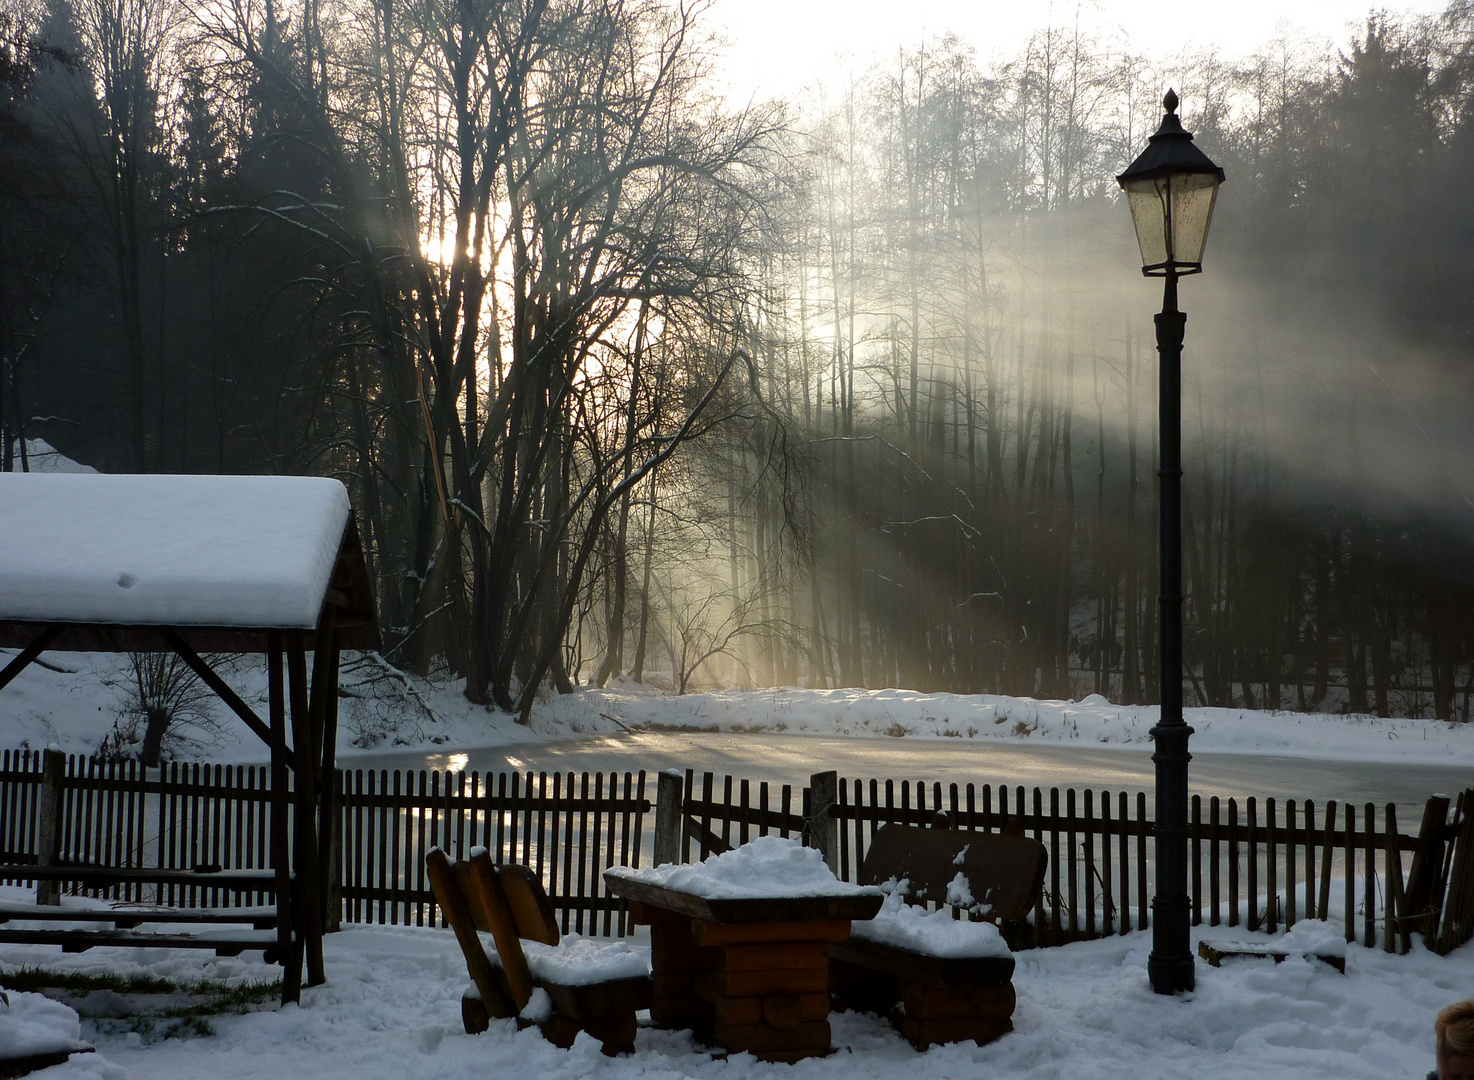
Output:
[3,652,1473,768]
[1,917,1463,1080]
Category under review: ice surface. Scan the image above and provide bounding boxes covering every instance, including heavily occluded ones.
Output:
[0,473,350,629]
[606,835,879,900]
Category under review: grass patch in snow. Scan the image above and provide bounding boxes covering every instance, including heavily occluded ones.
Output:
[1,965,280,1041]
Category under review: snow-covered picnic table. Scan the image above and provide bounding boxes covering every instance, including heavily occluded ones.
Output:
[605,836,882,1062]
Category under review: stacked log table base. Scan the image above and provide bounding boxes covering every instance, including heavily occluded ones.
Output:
[634,902,850,1063]
[829,947,1018,1051]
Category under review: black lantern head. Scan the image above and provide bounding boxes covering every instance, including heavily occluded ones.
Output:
[1117,90,1226,276]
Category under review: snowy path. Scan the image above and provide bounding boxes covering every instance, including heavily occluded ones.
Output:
[19,920,1464,1080]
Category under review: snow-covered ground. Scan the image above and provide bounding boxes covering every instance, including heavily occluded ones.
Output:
[0,896,1464,1080]
[3,649,1472,770]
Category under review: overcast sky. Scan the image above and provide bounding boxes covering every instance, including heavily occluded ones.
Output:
[704,0,1451,100]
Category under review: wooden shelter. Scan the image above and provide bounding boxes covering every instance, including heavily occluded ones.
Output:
[0,473,380,1000]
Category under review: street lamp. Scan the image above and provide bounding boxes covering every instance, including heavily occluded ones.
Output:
[1117,89,1225,996]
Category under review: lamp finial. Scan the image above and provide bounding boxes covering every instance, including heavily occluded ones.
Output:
[1163,88,1179,115]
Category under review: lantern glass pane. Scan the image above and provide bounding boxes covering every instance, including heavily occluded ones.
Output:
[1167,172,1220,264]
[1124,182,1168,267]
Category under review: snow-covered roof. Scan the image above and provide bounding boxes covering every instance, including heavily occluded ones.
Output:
[0,473,353,633]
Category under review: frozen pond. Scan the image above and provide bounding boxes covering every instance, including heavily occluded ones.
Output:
[348,730,1472,819]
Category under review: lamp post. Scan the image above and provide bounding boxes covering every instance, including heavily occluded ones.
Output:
[1117,89,1225,996]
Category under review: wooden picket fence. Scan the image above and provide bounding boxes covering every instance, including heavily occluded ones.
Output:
[337,768,650,936]
[1,749,277,908]
[3,748,1471,955]
[675,769,1474,954]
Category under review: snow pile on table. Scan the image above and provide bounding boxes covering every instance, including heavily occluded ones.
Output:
[606,835,879,899]
[0,473,349,629]
[849,879,1012,958]
[0,989,92,1060]
[0,920,1461,1080]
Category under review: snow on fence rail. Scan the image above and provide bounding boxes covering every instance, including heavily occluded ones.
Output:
[2,749,1470,955]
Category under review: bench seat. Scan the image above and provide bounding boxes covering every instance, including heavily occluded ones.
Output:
[0,902,278,930]
[828,824,1046,1050]
[0,927,278,957]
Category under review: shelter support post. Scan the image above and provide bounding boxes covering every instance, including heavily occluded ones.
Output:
[268,634,303,1003]
[288,643,326,986]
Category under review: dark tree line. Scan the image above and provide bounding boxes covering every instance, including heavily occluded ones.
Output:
[4,0,1473,720]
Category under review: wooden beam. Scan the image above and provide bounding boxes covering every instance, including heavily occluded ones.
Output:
[160,628,294,768]
[0,625,63,692]
[289,643,326,987]
[268,633,301,1005]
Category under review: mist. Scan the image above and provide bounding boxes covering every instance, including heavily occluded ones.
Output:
[2,0,1471,721]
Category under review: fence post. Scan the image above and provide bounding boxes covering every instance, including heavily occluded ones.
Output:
[654,770,683,867]
[35,749,66,905]
[807,771,839,874]
[325,769,343,933]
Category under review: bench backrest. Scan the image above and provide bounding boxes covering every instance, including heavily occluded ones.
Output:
[427,848,559,1017]
[858,824,1046,921]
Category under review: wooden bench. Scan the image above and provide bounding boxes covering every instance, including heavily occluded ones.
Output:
[827,824,1047,1050]
[426,847,651,1055]
[0,866,288,965]
[1197,940,1347,973]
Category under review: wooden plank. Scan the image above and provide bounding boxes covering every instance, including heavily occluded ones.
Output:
[34,749,64,905]
[1118,791,1129,936]
[541,975,651,1021]
[0,927,277,954]
[1198,940,1345,974]
[901,981,1015,1020]
[0,624,63,692]
[719,942,828,970]
[1405,794,1451,939]
[827,936,1015,990]
[691,919,854,947]
[1385,803,1403,954]
[498,863,559,945]
[1209,796,1221,927]
[1191,793,1201,927]
[0,865,281,888]
[1364,802,1376,947]
[1136,792,1147,931]
[1304,799,1317,921]
[1247,797,1259,930]
[0,902,277,928]
[898,1014,1011,1049]
[1344,803,1356,944]
[1084,789,1095,938]
[424,848,514,1021]
[162,629,292,766]
[1319,802,1337,935]
[711,1019,829,1054]
[466,851,533,1010]
[856,824,1046,921]
[1267,798,1279,932]
[762,992,829,1027]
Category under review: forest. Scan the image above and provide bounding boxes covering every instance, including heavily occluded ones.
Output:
[3,0,1473,721]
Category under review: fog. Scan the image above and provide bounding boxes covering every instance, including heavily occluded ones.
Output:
[3,0,1471,724]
